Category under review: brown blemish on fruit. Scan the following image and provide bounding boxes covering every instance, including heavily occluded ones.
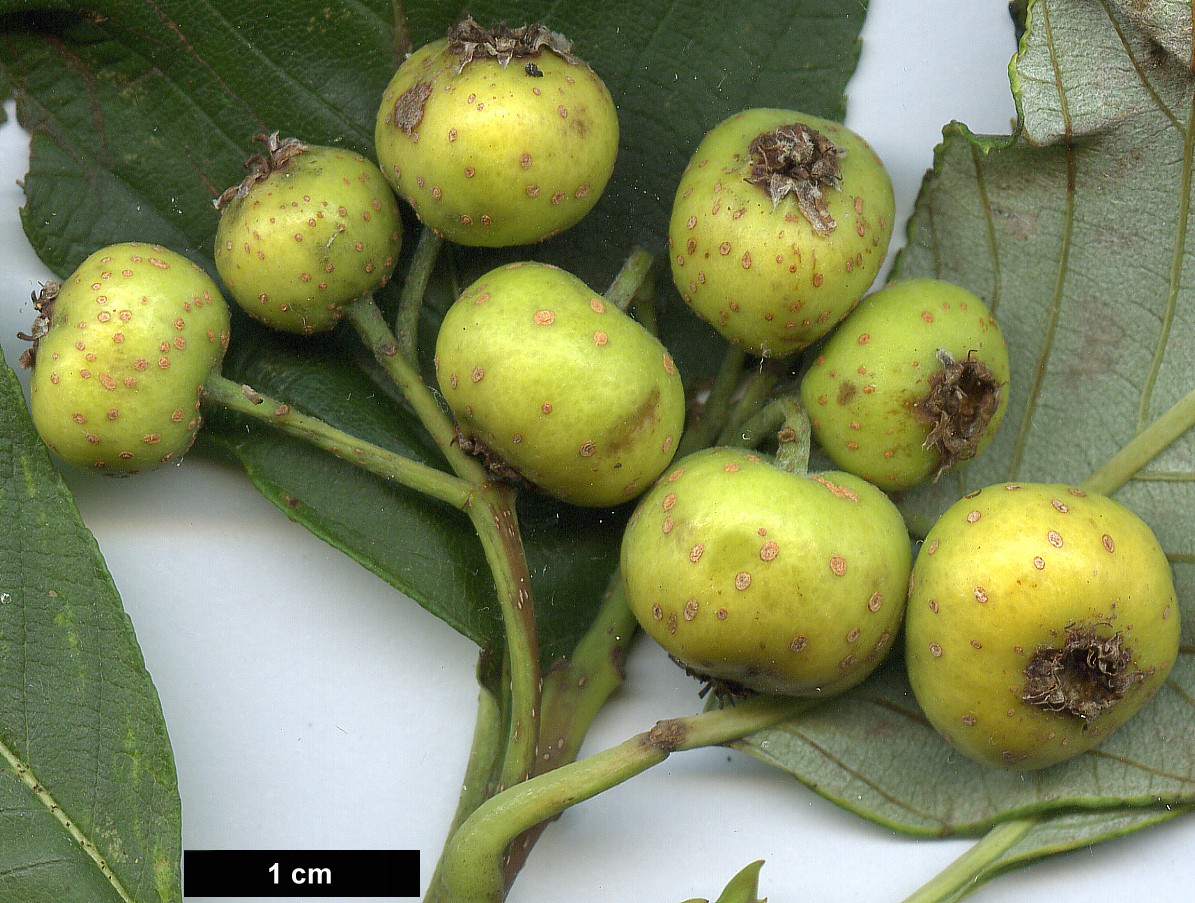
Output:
[829,554,847,576]
[837,381,856,405]
[533,309,555,325]
[966,510,982,523]
[1048,530,1063,548]
[684,599,699,620]
[868,592,882,612]
[760,540,779,561]
[735,572,752,590]
[1022,625,1147,720]
[689,544,704,563]
[1102,534,1115,553]
[916,349,1005,482]
[973,586,988,604]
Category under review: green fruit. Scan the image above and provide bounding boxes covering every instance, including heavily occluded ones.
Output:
[621,447,912,696]
[214,134,402,334]
[802,278,1010,491]
[669,108,894,358]
[26,243,231,474]
[374,17,619,247]
[435,262,684,507]
[906,482,1180,770]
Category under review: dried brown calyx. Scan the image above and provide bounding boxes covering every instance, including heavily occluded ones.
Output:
[455,428,526,485]
[745,123,845,236]
[447,15,578,71]
[916,349,1004,481]
[1022,625,1148,721]
[17,280,61,370]
[214,131,308,210]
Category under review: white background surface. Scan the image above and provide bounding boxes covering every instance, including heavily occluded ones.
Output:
[2,2,1194,901]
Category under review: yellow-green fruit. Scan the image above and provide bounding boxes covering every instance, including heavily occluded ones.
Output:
[29,243,231,474]
[621,447,912,696]
[214,138,402,334]
[906,483,1180,770]
[802,278,1010,491]
[435,262,684,507]
[669,108,894,358]
[374,21,619,247]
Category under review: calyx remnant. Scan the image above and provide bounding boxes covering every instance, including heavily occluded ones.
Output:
[214,131,308,209]
[447,15,578,70]
[745,123,845,235]
[17,281,61,370]
[1022,626,1146,720]
[916,349,1005,481]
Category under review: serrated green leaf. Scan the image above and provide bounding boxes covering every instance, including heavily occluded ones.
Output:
[0,1,868,662]
[0,361,182,901]
[737,0,1195,843]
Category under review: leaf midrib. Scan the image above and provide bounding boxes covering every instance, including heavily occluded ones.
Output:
[0,734,134,903]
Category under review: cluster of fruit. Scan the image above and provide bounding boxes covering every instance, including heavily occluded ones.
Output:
[19,17,1179,772]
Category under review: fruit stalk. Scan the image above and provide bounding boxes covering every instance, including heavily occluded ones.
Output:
[716,359,785,446]
[677,347,747,458]
[344,293,542,788]
[201,374,473,509]
[771,397,811,475]
[604,246,655,313]
[344,294,486,483]
[396,226,444,365]
[435,695,813,903]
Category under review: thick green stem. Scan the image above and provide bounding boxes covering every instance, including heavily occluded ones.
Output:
[604,246,655,313]
[201,374,473,509]
[344,293,486,485]
[501,574,640,884]
[395,227,444,366]
[437,695,812,903]
[1082,383,1195,496]
[466,484,542,792]
[898,817,1037,903]
[677,347,747,458]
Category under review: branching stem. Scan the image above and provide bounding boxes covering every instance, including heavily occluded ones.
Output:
[344,293,541,790]
[395,226,444,366]
[438,695,813,903]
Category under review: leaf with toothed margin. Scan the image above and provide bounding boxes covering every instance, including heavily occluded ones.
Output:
[0,360,182,901]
